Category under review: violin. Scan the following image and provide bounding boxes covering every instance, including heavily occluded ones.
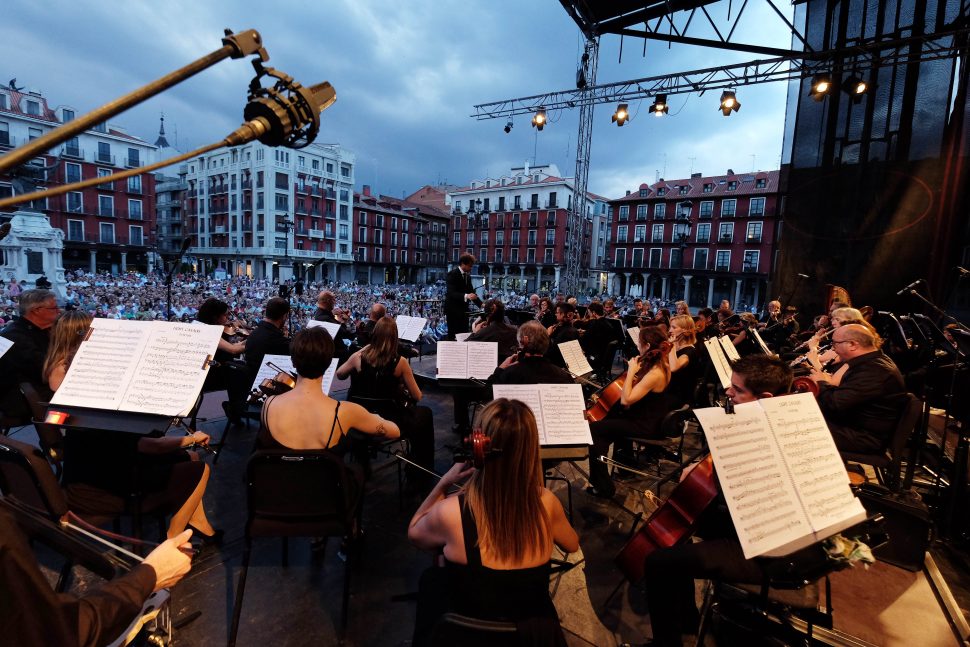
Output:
[614,453,718,583]
[585,371,627,422]
[252,361,297,401]
[453,428,500,468]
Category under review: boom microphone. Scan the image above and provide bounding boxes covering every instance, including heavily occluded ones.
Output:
[179,236,193,256]
[224,61,336,149]
[895,279,922,296]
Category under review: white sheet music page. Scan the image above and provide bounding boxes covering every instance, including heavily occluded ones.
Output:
[0,336,14,360]
[251,354,337,395]
[718,335,741,361]
[306,319,342,340]
[465,342,498,379]
[704,338,733,389]
[537,383,592,444]
[435,341,468,379]
[492,384,546,443]
[558,339,593,377]
[694,401,812,560]
[320,358,338,395]
[627,326,640,346]
[751,328,772,355]
[395,315,427,342]
[454,332,472,343]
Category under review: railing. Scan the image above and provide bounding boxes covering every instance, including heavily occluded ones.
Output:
[696,236,710,244]
[125,157,141,168]
[309,229,324,239]
[213,225,226,233]
[98,207,114,217]
[96,152,115,165]
[715,264,730,272]
[62,145,82,159]
[746,235,762,243]
[0,133,15,148]
[127,211,143,220]
[742,263,759,273]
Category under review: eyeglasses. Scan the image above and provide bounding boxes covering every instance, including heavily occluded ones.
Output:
[831,339,853,346]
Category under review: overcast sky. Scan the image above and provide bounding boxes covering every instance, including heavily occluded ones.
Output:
[4,0,794,200]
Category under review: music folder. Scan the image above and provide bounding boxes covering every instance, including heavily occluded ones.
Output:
[491,383,592,445]
[395,315,427,342]
[436,341,498,379]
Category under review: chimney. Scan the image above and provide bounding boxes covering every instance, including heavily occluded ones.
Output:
[625,190,631,196]
[691,172,702,178]
[727,169,734,175]
[362,184,371,197]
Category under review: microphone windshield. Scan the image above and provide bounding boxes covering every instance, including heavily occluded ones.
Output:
[179,237,193,254]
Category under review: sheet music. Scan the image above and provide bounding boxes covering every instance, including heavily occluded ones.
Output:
[492,383,592,445]
[465,342,498,379]
[694,393,866,559]
[751,328,772,355]
[0,336,13,360]
[395,315,427,342]
[51,319,222,416]
[718,335,741,361]
[455,332,472,343]
[558,339,593,377]
[627,326,640,346]
[436,341,468,379]
[251,354,337,395]
[306,319,342,340]
[704,338,733,389]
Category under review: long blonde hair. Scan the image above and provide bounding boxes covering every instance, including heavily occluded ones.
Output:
[669,314,697,345]
[43,311,92,383]
[466,399,549,563]
[361,316,399,367]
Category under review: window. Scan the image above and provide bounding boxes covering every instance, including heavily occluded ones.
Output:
[703,183,714,193]
[695,223,711,243]
[339,205,349,220]
[651,224,663,242]
[339,224,348,239]
[545,229,555,245]
[98,195,113,217]
[496,213,504,228]
[390,249,398,264]
[374,247,383,263]
[340,165,351,178]
[466,231,474,245]
[480,231,488,245]
[359,227,367,242]
[727,180,738,191]
[746,221,762,243]
[693,248,708,270]
[358,247,367,262]
[127,148,140,167]
[679,185,689,195]
[756,178,767,188]
[544,248,554,264]
[749,197,765,217]
[653,203,665,220]
[513,195,521,209]
[699,201,713,219]
[25,100,40,116]
[0,94,6,110]
[657,187,666,196]
[498,196,505,211]
[376,214,384,228]
[669,248,682,269]
[616,225,628,243]
[529,212,537,227]
[375,230,383,245]
[453,231,460,245]
[129,225,143,246]
[494,248,503,263]
[634,225,646,243]
[631,248,644,268]
[391,232,398,247]
[743,250,760,272]
[67,220,83,241]
[28,127,42,141]
[97,142,112,164]
[716,250,731,271]
[127,175,142,193]
[614,248,626,268]
[453,215,461,229]
[636,204,648,220]
[649,248,662,268]
[274,193,288,211]
[512,213,520,228]
[719,223,733,242]
[530,193,539,209]
[359,211,367,225]
[548,192,556,208]
[99,222,114,243]
[0,121,8,145]
[721,199,737,217]
[65,162,81,184]
[128,199,142,220]
[618,205,629,221]
[66,191,82,213]
[511,248,519,263]
[511,230,520,245]
[496,230,504,245]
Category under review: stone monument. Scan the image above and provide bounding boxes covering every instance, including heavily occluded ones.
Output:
[0,210,66,297]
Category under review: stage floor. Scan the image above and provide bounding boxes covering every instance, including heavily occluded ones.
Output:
[15,368,970,646]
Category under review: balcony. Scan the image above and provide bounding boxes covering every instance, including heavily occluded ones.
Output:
[742,263,759,273]
[125,157,141,169]
[715,264,730,272]
[62,144,82,159]
[719,235,733,243]
[95,152,115,165]
[746,235,762,244]
[0,133,16,149]
[97,206,114,218]
[309,229,324,239]
[296,205,309,215]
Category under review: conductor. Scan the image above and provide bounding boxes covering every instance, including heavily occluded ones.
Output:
[444,253,481,340]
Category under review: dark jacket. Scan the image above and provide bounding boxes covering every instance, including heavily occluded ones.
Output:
[488,355,574,386]
[312,307,353,351]
[0,317,51,418]
[547,323,580,368]
[244,320,291,371]
[817,350,906,453]
[467,322,519,362]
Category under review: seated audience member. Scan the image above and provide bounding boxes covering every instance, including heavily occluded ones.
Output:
[466,298,518,362]
[0,289,59,418]
[666,314,699,407]
[642,355,793,647]
[489,321,573,385]
[0,507,193,647]
[244,297,291,373]
[337,317,435,478]
[811,323,906,454]
[42,310,93,392]
[586,327,672,499]
[408,399,579,646]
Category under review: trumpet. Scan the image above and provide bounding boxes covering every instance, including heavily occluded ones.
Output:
[792,328,833,352]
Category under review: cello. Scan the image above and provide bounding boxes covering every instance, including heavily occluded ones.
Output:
[584,371,627,422]
[613,453,718,583]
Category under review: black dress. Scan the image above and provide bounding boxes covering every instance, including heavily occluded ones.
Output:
[666,346,699,407]
[413,493,566,646]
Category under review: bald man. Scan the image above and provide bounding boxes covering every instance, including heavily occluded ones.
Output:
[811,323,906,454]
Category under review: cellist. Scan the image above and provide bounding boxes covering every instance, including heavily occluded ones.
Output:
[638,355,793,647]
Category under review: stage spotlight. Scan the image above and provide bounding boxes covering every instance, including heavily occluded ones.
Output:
[842,75,869,101]
[611,103,629,126]
[503,120,513,134]
[649,94,669,117]
[719,90,741,116]
[809,74,832,101]
[531,107,547,131]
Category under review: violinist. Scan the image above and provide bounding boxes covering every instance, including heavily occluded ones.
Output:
[466,299,518,362]
[666,314,699,407]
[244,297,292,373]
[759,300,799,351]
[578,302,617,365]
[537,297,556,327]
[640,355,793,647]
[586,327,672,499]
[313,290,354,359]
[603,299,620,319]
[729,313,761,356]
[546,302,580,369]
[197,298,247,357]
[674,300,690,317]
[694,307,717,342]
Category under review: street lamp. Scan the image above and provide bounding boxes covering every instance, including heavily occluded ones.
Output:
[276,213,294,281]
[674,200,693,299]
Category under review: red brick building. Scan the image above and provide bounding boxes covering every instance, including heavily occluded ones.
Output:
[0,86,158,273]
[353,185,450,284]
[607,170,781,309]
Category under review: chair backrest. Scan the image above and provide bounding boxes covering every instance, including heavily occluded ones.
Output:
[886,392,922,490]
[0,436,68,519]
[348,394,400,421]
[19,382,65,467]
[429,613,519,647]
[661,404,692,439]
[246,448,356,538]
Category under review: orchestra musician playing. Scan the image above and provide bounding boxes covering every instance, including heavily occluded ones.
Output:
[488,321,574,386]
[244,297,292,373]
[354,302,386,349]
[444,253,481,340]
[0,289,59,419]
[42,310,93,392]
[465,298,518,362]
[586,327,672,499]
[313,290,354,358]
[408,399,579,646]
[547,302,580,369]
[666,314,700,407]
[641,355,794,647]
[195,297,247,392]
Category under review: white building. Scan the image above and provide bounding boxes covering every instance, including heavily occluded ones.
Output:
[183,141,355,282]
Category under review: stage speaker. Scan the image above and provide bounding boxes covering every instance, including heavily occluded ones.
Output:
[857,484,931,572]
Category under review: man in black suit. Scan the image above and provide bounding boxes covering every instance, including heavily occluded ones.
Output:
[444,253,480,340]
[490,321,573,385]
[244,297,291,372]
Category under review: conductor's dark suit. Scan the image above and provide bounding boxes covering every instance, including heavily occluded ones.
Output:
[444,267,479,340]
